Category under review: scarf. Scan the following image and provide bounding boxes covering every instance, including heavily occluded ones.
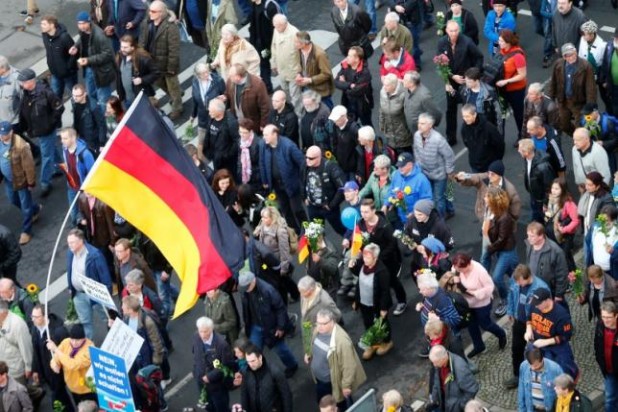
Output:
[362,264,377,274]
[555,391,574,412]
[94,0,104,23]
[240,134,254,184]
[69,340,87,358]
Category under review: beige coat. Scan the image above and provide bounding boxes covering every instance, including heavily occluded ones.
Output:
[270,22,301,81]
[458,173,522,222]
[206,0,238,56]
[310,324,366,403]
[0,312,33,380]
[214,37,260,80]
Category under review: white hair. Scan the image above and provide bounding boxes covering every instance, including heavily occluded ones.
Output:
[196,316,214,330]
[385,12,400,23]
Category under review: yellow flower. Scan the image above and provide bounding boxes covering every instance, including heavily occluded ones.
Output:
[213,359,221,368]
[267,192,277,201]
[26,283,39,293]
[261,263,267,270]
[403,186,412,195]
[324,151,333,159]
[389,197,396,203]
[79,378,85,387]
[585,114,593,122]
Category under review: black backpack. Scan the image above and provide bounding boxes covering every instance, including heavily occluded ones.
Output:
[446,291,472,327]
[481,49,524,86]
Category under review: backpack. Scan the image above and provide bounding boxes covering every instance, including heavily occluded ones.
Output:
[136,365,163,412]
[481,49,524,86]
[446,291,472,327]
[287,226,299,254]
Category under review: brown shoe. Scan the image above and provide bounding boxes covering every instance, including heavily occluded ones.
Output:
[19,233,31,245]
[362,346,376,360]
[376,341,393,356]
[169,110,182,121]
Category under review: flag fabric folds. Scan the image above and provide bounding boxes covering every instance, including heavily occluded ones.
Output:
[297,235,309,263]
[81,93,245,318]
[350,220,363,257]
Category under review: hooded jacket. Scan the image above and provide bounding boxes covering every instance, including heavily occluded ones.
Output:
[385,164,433,224]
[379,81,410,149]
[42,23,77,78]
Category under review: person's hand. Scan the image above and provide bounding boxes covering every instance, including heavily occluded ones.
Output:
[132,77,142,85]
[32,372,39,385]
[107,319,114,328]
[104,26,115,36]
[339,75,345,82]
[533,338,554,348]
[495,79,508,88]
[482,219,490,237]
[342,388,352,397]
[452,276,460,284]
[80,219,87,226]
[69,46,78,55]
[77,58,89,67]
[452,75,465,84]
[427,311,439,320]
[555,296,563,302]
[524,326,534,342]
[25,370,32,379]
[202,375,209,383]
[311,252,321,263]
[50,361,61,374]
[415,302,423,312]
[415,245,424,253]
[232,201,242,213]
[46,340,58,353]
[294,74,304,85]
[274,329,285,338]
[380,310,387,318]
[395,4,405,13]
[348,258,357,268]
[606,244,614,254]
[598,140,604,147]
[445,83,455,95]
[384,61,392,69]
[125,22,134,30]
[342,238,350,249]
[352,301,358,311]
[160,271,170,282]
[304,354,311,364]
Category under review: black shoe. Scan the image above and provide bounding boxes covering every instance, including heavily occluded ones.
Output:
[542,56,550,68]
[284,365,298,378]
[504,376,519,389]
[40,185,52,198]
[466,348,485,359]
[20,9,38,16]
[499,333,507,350]
[445,211,455,220]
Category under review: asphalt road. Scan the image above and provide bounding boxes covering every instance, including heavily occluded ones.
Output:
[1,0,618,410]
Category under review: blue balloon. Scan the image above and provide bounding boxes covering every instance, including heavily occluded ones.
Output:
[341,207,360,230]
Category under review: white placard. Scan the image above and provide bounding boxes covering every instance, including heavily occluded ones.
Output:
[88,318,145,378]
[80,276,117,310]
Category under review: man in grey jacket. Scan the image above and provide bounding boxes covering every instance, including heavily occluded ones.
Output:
[0,361,33,412]
[428,345,478,412]
[552,0,587,55]
[403,71,442,136]
[413,113,455,218]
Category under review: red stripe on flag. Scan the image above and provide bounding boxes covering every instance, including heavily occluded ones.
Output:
[298,235,309,263]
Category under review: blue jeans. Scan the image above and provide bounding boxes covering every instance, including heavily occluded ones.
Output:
[73,291,108,340]
[530,198,544,224]
[50,73,78,99]
[407,22,423,68]
[429,178,454,217]
[249,325,298,370]
[491,249,519,300]
[352,0,377,34]
[467,303,506,352]
[155,270,179,318]
[543,19,553,58]
[606,375,618,411]
[67,187,79,225]
[38,130,61,188]
[4,182,40,234]
[84,67,112,115]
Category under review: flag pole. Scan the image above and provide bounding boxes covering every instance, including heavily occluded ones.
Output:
[43,190,82,338]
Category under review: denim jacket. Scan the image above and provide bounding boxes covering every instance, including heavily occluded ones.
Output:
[507,276,549,322]
[517,358,563,412]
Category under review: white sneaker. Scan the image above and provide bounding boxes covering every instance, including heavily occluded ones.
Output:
[161,378,173,390]
[393,302,407,316]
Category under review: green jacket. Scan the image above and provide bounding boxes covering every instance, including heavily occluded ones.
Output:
[204,291,239,344]
[358,166,398,224]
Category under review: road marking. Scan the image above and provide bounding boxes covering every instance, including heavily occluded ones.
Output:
[165,372,193,398]
[518,8,615,33]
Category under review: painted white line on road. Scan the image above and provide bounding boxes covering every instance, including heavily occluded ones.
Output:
[165,372,193,398]
[39,273,67,304]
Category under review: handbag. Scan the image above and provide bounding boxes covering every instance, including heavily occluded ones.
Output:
[178,20,193,43]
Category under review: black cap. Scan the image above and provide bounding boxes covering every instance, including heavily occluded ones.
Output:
[581,102,599,116]
[17,68,36,82]
[69,324,86,339]
[487,160,505,177]
[396,152,414,168]
[529,288,551,306]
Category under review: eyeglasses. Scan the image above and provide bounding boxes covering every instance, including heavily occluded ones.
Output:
[72,94,84,99]
[305,156,318,160]
[149,9,162,13]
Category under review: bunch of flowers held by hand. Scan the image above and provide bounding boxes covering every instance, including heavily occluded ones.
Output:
[596,214,615,244]
[26,283,40,303]
[415,268,437,278]
[393,229,418,250]
[360,317,389,348]
[568,269,584,298]
[65,297,79,326]
[361,231,371,246]
[388,186,412,214]
[436,11,446,36]
[433,54,452,85]
[584,114,601,140]
[302,321,314,355]
[303,219,325,251]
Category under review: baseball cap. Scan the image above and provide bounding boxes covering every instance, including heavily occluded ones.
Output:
[339,181,359,192]
[76,11,91,22]
[561,43,577,56]
[396,152,414,168]
[529,288,552,306]
[17,68,36,82]
[238,271,256,293]
[0,121,12,136]
[328,105,347,121]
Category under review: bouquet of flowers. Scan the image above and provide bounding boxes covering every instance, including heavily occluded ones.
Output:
[393,229,418,250]
[213,359,234,379]
[568,269,584,298]
[53,401,66,412]
[596,214,615,244]
[26,283,40,303]
[303,219,325,251]
[324,150,337,163]
[65,297,79,326]
[361,231,371,246]
[302,321,314,355]
[433,54,452,85]
[416,268,437,278]
[388,187,411,214]
[436,11,446,36]
[584,114,601,140]
[184,122,196,142]
[360,317,389,347]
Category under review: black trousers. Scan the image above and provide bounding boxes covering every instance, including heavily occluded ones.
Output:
[445,87,461,144]
[512,319,527,377]
[274,188,307,235]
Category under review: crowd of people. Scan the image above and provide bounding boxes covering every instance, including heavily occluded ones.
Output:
[2,0,618,411]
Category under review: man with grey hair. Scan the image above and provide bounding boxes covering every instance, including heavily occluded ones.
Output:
[298,276,342,327]
[522,82,559,138]
[192,316,234,411]
[299,89,332,151]
[428,345,478,412]
[379,73,410,155]
[294,31,335,109]
[203,98,239,177]
[572,127,611,185]
[403,71,442,136]
[0,56,24,131]
[0,299,33,386]
[413,113,455,218]
[379,12,412,54]
[355,125,396,183]
[271,14,302,115]
[190,62,225,160]
[138,0,182,120]
[225,63,271,133]
[304,308,366,410]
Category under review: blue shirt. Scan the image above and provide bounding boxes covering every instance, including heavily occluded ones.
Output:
[0,140,12,181]
[185,0,205,30]
[565,62,577,98]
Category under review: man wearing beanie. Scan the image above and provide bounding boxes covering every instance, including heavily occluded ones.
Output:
[69,11,116,115]
[48,323,97,406]
[460,103,504,173]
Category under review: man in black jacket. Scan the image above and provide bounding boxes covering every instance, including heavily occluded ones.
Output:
[304,145,347,236]
[41,16,77,98]
[460,103,504,172]
[267,90,299,145]
[595,301,618,411]
[71,84,106,156]
[115,34,161,107]
[436,20,484,146]
[249,0,279,94]
[238,272,299,378]
[328,105,360,180]
[18,68,64,197]
[240,344,293,412]
[518,139,557,223]
[203,99,240,180]
[0,225,21,285]
[331,0,372,56]
[334,46,373,126]
[525,116,567,178]
[71,11,116,115]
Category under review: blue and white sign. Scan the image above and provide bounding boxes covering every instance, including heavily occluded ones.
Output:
[89,347,136,412]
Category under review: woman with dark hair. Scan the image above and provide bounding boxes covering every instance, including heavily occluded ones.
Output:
[579,171,616,266]
[237,118,262,193]
[446,0,479,45]
[450,252,506,358]
[212,169,244,227]
[544,179,580,271]
[104,96,124,142]
[494,29,527,141]
[482,187,518,317]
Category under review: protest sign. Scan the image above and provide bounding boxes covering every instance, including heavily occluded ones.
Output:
[89,347,136,412]
[80,276,117,310]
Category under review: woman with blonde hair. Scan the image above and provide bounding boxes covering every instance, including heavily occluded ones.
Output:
[210,23,259,80]
[205,0,238,57]
[381,389,411,412]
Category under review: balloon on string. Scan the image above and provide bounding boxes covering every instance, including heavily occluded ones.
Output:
[340,207,360,230]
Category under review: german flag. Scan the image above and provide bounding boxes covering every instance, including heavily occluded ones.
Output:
[297,235,309,263]
[350,221,363,257]
[81,93,245,318]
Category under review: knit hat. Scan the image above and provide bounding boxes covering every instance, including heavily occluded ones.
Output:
[487,160,505,176]
[581,102,598,116]
[76,11,91,22]
[421,237,446,254]
[69,324,86,339]
[238,271,256,293]
[561,43,577,55]
[414,199,434,215]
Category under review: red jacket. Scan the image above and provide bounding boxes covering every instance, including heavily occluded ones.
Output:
[379,49,416,79]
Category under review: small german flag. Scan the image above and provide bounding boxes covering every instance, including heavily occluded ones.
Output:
[298,235,309,263]
[350,222,363,257]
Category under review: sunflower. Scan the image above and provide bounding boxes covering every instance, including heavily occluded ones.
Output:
[324,150,333,159]
[26,283,39,293]
[585,114,593,122]
[267,192,277,201]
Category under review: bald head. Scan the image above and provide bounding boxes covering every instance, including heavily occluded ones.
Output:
[272,90,287,111]
[0,278,16,300]
[307,146,321,158]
